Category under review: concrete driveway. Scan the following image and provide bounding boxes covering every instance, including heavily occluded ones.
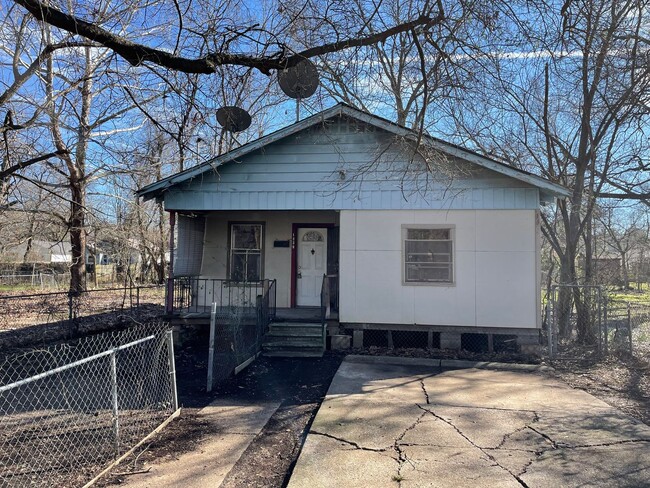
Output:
[288,356,650,488]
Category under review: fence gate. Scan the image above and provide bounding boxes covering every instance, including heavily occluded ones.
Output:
[548,285,604,358]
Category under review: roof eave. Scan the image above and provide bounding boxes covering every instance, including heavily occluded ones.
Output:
[136,103,571,203]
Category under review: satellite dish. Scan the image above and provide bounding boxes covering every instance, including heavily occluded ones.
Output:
[216,106,252,132]
[278,59,319,99]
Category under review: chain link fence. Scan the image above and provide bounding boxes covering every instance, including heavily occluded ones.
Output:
[605,301,650,360]
[0,322,178,488]
[546,285,604,356]
[0,285,165,338]
[546,284,650,361]
[206,281,275,391]
[0,271,70,290]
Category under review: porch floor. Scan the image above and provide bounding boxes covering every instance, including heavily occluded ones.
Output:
[175,306,329,322]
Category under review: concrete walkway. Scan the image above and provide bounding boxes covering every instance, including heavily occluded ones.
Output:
[288,357,650,488]
[122,399,279,488]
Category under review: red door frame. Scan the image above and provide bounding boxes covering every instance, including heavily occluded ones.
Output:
[291,223,336,308]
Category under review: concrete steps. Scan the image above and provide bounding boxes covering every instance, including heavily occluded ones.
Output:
[262,322,325,358]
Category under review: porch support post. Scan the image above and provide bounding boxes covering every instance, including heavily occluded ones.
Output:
[166,211,176,315]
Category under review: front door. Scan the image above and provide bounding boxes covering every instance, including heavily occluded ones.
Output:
[296,228,327,306]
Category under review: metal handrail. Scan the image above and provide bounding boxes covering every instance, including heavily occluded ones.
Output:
[320,274,328,326]
[320,274,339,322]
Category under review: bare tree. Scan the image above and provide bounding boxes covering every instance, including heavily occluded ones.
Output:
[446,0,650,341]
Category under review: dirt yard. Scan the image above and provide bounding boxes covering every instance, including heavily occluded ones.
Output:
[0,287,165,352]
[552,353,650,425]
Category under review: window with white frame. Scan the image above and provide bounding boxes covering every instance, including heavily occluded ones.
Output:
[403,226,453,284]
[229,223,263,281]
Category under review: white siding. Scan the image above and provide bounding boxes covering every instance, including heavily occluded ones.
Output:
[339,209,539,329]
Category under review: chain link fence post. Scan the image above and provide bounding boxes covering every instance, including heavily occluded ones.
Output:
[546,299,553,359]
[110,350,120,455]
[552,285,559,357]
[166,330,178,411]
[597,288,603,355]
[627,303,633,355]
[206,302,217,393]
[603,299,609,356]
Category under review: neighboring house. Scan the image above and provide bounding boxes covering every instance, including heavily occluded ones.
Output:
[1,240,74,264]
[138,104,570,353]
[2,239,110,267]
[88,239,142,267]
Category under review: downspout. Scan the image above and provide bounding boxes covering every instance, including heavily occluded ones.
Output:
[166,211,176,314]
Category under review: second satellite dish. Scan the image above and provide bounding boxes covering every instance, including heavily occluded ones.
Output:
[278,59,319,99]
[216,106,252,132]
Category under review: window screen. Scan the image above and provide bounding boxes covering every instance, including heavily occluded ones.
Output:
[404,227,453,283]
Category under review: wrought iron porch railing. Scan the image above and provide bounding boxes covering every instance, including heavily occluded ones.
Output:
[168,277,276,320]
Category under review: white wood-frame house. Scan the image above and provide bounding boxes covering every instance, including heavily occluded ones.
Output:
[138,104,570,354]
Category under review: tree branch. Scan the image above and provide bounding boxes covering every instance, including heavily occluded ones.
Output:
[0,150,68,179]
[13,0,442,75]
[0,40,93,108]
[596,191,650,201]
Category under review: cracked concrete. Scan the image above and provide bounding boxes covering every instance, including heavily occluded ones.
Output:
[287,359,650,488]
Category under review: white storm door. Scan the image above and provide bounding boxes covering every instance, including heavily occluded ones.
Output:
[296,228,328,307]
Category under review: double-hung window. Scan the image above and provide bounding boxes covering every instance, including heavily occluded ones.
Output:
[229,223,263,281]
[403,226,454,284]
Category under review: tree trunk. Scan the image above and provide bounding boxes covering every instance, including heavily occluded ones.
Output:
[557,255,575,339]
[22,215,35,262]
[621,251,629,290]
[68,174,86,293]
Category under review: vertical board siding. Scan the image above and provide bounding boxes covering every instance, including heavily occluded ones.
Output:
[338,209,538,328]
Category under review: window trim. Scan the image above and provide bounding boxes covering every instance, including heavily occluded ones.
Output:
[401,224,455,286]
[227,221,265,282]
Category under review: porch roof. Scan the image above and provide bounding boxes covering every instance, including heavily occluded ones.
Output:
[137,104,570,205]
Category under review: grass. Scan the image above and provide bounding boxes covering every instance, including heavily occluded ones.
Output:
[541,282,650,305]
[608,284,650,304]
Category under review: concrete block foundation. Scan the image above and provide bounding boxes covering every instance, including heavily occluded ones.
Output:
[353,330,364,348]
[343,323,541,356]
[331,335,351,350]
[440,332,462,350]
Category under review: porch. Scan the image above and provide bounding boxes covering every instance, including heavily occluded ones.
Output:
[166,277,338,323]
[171,210,339,310]
[167,276,339,361]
